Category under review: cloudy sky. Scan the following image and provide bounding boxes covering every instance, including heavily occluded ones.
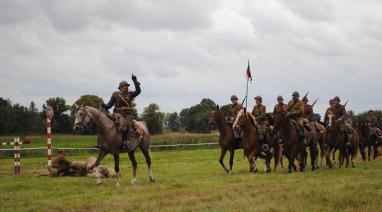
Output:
[0,0,381,117]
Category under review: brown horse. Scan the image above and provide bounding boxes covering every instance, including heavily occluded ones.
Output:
[315,122,332,168]
[233,109,272,172]
[273,113,318,172]
[326,114,359,168]
[208,105,238,174]
[73,104,155,186]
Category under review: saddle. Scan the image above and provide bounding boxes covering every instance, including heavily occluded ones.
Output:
[105,113,144,137]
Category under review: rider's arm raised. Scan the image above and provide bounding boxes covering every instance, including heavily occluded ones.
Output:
[130,76,141,98]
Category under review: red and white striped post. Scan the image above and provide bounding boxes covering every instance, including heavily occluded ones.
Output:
[46,105,54,169]
[14,137,20,175]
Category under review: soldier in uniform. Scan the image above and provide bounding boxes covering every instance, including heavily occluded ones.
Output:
[227,95,243,124]
[102,74,141,148]
[252,96,269,150]
[367,110,381,138]
[332,96,351,147]
[273,95,287,116]
[324,99,334,125]
[302,96,316,131]
[286,91,306,145]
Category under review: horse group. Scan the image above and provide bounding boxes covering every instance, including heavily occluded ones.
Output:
[209,106,365,174]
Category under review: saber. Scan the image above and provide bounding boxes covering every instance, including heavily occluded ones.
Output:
[311,97,319,107]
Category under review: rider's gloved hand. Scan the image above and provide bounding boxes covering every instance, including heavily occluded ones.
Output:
[131,74,137,82]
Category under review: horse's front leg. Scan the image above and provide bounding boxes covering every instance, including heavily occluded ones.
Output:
[113,153,121,187]
[228,149,235,175]
[128,151,138,184]
[247,149,258,173]
[219,147,229,174]
[94,149,107,186]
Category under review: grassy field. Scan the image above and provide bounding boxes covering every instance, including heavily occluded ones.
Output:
[1,147,382,211]
[0,132,219,148]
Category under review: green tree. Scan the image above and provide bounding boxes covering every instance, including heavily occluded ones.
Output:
[74,95,104,109]
[179,98,216,133]
[166,112,180,131]
[140,103,165,134]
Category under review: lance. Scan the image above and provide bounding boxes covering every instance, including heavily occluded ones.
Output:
[311,97,319,107]
[344,100,349,106]
[302,91,309,100]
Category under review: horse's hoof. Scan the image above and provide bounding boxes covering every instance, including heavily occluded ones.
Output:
[228,170,232,175]
[96,181,103,186]
[131,179,137,185]
[149,177,156,182]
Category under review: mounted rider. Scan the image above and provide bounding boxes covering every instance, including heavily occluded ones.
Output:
[102,74,141,148]
[324,99,334,125]
[227,95,243,124]
[367,110,382,139]
[252,95,270,151]
[286,91,306,145]
[332,96,352,148]
[273,95,287,116]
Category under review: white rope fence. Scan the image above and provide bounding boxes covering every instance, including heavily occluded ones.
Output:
[0,142,219,151]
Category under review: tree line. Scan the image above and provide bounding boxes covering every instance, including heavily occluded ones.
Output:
[0,96,380,135]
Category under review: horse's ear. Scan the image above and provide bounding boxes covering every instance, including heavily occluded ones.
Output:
[81,102,86,107]
[216,105,220,110]
[74,103,79,109]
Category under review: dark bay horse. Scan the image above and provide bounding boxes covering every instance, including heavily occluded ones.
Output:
[326,114,359,168]
[355,120,381,161]
[73,104,155,186]
[208,105,238,174]
[273,113,318,172]
[233,109,272,172]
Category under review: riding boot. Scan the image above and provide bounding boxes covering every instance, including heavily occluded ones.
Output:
[298,126,306,145]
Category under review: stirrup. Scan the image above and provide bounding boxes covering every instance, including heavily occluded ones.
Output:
[263,144,270,151]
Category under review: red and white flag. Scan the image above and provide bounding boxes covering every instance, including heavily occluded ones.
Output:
[246,61,252,82]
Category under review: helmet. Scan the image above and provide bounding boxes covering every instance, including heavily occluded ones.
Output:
[118,81,130,89]
[368,110,374,113]
[254,96,262,102]
[302,96,308,101]
[329,99,333,104]
[333,96,341,102]
[292,91,299,97]
[277,95,283,100]
[230,95,238,100]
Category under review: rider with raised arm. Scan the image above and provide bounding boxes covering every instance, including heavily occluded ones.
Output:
[102,74,141,148]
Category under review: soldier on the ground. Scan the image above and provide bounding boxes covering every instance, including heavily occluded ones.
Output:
[102,74,141,148]
[286,91,306,145]
[252,95,270,151]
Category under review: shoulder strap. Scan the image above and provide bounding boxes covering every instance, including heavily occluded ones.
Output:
[117,92,130,106]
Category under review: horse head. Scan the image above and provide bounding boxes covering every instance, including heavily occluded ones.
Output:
[208,105,224,127]
[273,112,288,132]
[73,103,92,131]
[233,108,252,131]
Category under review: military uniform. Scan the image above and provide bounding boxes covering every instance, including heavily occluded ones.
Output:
[103,77,141,144]
[332,98,352,145]
[273,103,287,115]
[286,91,306,144]
[367,112,379,137]
[303,104,313,122]
[324,107,334,125]
[227,103,243,123]
[252,96,269,150]
[286,99,304,126]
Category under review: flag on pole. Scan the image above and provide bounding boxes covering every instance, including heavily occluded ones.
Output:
[246,60,252,82]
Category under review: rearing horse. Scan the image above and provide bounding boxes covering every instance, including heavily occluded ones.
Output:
[73,104,155,186]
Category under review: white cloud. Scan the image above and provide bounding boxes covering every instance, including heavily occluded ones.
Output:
[0,0,381,118]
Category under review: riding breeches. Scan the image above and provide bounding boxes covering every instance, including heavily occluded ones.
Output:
[113,113,133,132]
